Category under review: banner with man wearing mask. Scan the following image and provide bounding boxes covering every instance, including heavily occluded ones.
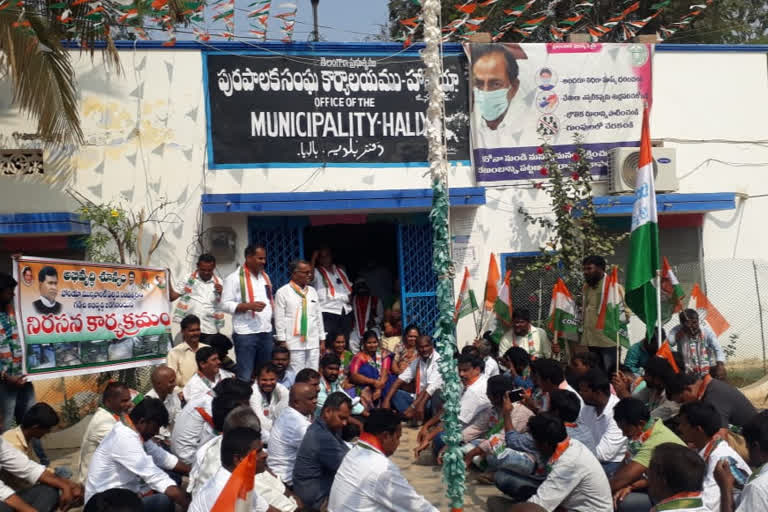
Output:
[464,43,653,185]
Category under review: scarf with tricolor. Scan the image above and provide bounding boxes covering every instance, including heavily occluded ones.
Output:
[317,265,352,297]
[358,432,385,453]
[173,270,225,330]
[354,296,378,337]
[701,429,727,463]
[651,492,705,511]
[290,281,308,342]
[628,418,656,458]
[239,266,273,317]
[535,437,570,475]
[0,303,22,375]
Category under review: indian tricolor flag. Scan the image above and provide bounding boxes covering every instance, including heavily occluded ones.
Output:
[596,266,629,348]
[626,106,660,339]
[660,256,685,322]
[454,267,479,322]
[494,270,514,328]
[211,450,257,512]
[547,278,578,336]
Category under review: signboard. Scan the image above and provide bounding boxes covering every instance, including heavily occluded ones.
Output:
[465,43,653,185]
[13,257,170,380]
[204,51,470,168]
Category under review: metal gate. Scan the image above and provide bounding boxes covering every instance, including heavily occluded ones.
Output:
[397,218,439,334]
[248,217,305,288]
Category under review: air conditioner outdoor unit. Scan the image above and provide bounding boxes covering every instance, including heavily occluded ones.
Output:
[608,147,678,194]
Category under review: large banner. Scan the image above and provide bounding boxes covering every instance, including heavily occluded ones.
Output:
[13,257,171,380]
[204,51,470,168]
[465,43,653,185]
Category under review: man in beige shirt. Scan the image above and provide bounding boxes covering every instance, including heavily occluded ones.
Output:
[167,314,209,389]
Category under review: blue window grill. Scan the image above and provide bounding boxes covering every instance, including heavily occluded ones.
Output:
[248,217,305,288]
[397,221,439,335]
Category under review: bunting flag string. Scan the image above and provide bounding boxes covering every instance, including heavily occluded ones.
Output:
[275,2,298,42]
[659,0,713,39]
[247,0,271,40]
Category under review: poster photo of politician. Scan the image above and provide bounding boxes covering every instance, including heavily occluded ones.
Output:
[32,266,63,315]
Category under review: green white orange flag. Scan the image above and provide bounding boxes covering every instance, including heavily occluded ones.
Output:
[484,253,501,310]
[455,267,479,322]
[688,283,730,337]
[660,256,685,322]
[626,106,660,340]
[211,450,257,512]
[596,266,630,348]
[547,278,578,335]
[494,270,514,328]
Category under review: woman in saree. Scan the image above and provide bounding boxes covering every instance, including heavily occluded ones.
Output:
[348,330,395,409]
[390,324,421,376]
[326,331,354,390]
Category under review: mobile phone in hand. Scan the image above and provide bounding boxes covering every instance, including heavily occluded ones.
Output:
[507,388,524,403]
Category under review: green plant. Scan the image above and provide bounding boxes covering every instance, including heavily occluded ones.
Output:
[60,392,81,426]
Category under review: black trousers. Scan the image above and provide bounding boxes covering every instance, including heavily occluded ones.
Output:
[322,311,353,345]
[0,484,59,512]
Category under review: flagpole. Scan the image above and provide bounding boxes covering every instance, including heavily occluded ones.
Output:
[656,271,664,346]
[616,331,621,374]
[471,305,480,338]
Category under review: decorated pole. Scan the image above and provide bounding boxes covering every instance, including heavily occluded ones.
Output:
[421,0,466,510]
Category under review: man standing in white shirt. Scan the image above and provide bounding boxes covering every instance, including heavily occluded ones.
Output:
[577,369,627,477]
[249,363,289,445]
[182,346,234,403]
[222,245,274,382]
[85,397,190,511]
[312,248,353,345]
[78,382,133,483]
[678,401,751,511]
[275,260,324,373]
[715,410,768,512]
[329,408,438,511]
[145,366,182,445]
[166,315,209,388]
[169,253,225,343]
[268,383,316,486]
[382,335,442,420]
[188,427,271,512]
[498,309,553,360]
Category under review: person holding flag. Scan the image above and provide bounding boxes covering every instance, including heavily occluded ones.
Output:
[660,257,685,322]
[548,278,579,360]
[668,309,725,378]
[582,256,627,374]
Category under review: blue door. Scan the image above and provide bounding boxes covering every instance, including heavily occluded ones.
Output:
[248,217,306,288]
[397,218,439,334]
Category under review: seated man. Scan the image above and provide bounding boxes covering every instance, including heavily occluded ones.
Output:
[294,368,321,394]
[523,414,612,511]
[678,401,751,511]
[2,403,64,477]
[84,397,190,511]
[272,346,296,389]
[172,378,251,464]
[500,347,534,390]
[182,346,234,403]
[145,366,182,445]
[622,329,662,376]
[316,353,364,417]
[206,333,237,374]
[187,405,299,511]
[382,335,442,420]
[83,489,142,512]
[268,383,316,486]
[523,358,583,416]
[416,354,492,457]
[167,314,210,388]
[667,371,757,430]
[293,392,351,511]
[668,309,725,377]
[475,337,500,378]
[715,410,768,511]
[78,382,133,482]
[577,369,627,477]
[329,408,438,511]
[567,351,602,386]
[647,443,708,512]
[249,363,290,445]
[498,308,552,359]
[188,427,272,512]
[610,398,686,512]
[614,357,680,421]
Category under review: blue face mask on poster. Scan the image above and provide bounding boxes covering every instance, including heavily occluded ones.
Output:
[474,87,510,122]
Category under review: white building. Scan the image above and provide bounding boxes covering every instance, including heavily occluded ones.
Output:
[1,42,767,359]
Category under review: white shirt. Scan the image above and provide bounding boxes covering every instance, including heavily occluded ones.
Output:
[222,267,273,335]
[249,383,289,445]
[528,438,613,512]
[0,438,46,500]
[399,351,443,397]
[459,375,493,430]
[483,356,500,378]
[84,422,178,503]
[498,326,552,359]
[349,297,384,350]
[313,266,352,315]
[274,283,325,350]
[145,388,182,442]
[268,407,312,485]
[174,274,222,334]
[182,369,234,403]
[78,408,118,482]
[580,393,627,463]
[189,466,269,512]
[187,435,299,511]
[699,440,751,511]
[328,440,438,512]
[738,463,768,511]
[170,395,216,465]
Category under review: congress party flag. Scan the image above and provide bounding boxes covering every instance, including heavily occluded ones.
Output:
[596,266,630,348]
[660,256,685,322]
[656,340,680,374]
[626,106,661,340]
[547,278,578,336]
[211,450,257,512]
[688,283,730,337]
[455,267,479,322]
[484,253,501,311]
[494,270,514,328]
